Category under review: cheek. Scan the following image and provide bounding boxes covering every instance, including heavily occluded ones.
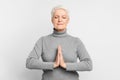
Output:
[52,18,57,23]
[52,20,57,24]
[64,20,69,24]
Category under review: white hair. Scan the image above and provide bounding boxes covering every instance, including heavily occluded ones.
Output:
[51,5,69,18]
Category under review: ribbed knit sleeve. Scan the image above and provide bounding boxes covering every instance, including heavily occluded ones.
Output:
[65,38,93,71]
[26,37,54,70]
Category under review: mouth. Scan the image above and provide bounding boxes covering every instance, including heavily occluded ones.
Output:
[57,23,63,25]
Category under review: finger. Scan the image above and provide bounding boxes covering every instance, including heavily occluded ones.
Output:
[59,45,62,51]
[56,53,60,63]
[58,49,61,57]
[59,46,62,54]
[58,45,61,53]
[57,52,60,57]
[58,48,62,55]
[58,45,61,49]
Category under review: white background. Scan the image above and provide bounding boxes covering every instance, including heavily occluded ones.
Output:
[0,0,120,80]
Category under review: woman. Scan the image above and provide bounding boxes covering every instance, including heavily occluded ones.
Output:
[26,5,93,80]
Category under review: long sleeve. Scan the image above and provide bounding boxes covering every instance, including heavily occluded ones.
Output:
[26,37,54,70]
[65,38,93,71]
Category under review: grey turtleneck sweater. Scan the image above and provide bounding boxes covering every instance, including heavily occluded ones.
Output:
[26,28,92,80]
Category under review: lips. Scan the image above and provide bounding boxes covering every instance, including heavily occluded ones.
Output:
[57,23,63,25]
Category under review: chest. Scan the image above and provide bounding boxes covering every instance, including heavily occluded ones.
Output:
[41,37,78,62]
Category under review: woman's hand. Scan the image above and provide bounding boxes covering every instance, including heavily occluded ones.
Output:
[54,48,60,68]
[54,45,66,69]
[58,45,66,69]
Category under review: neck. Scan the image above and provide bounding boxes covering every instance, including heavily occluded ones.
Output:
[54,28,66,32]
[52,28,68,37]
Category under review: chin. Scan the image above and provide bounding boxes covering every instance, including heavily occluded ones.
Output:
[56,28,65,31]
[56,26,66,30]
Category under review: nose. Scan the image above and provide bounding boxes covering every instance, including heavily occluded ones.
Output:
[58,17,62,22]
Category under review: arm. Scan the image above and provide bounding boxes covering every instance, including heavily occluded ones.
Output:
[65,38,93,71]
[26,37,54,70]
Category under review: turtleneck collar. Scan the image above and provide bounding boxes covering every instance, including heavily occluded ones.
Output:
[52,28,68,37]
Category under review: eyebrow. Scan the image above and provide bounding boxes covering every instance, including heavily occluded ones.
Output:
[54,15,67,17]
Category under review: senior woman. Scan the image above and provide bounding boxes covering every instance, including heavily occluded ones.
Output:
[26,5,93,80]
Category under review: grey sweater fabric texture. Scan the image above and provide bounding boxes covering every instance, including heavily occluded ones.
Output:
[26,28,92,80]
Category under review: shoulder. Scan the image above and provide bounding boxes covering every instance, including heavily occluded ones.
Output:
[69,35,83,46]
[35,36,43,45]
[36,34,51,43]
[65,34,83,45]
[75,37,82,43]
[68,34,82,42]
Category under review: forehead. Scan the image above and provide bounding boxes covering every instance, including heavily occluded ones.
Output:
[54,9,68,16]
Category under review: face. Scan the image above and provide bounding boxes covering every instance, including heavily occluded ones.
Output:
[51,9,69,31]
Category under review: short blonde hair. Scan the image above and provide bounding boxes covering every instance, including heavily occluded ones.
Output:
[51,5,69,18]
